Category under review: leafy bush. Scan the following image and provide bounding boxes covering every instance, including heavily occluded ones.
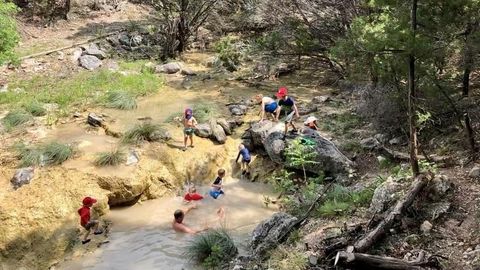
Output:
[106,91,137,110]
[94,149,126,167]
[214,37,241,72]
[316,184,377,218]
[0,1,19,65]
[2,110,33,129]
[193,103,218,123]
[121,122,167,144]
[17,142,73,167]
[186,229,238,269]
[23,101,47,116]
[285,138,318,182]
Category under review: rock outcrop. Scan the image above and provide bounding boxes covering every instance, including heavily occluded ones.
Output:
[155,62,182,74]
[10,167,35,190]
[79,55,102,70]
[251,212,298,257]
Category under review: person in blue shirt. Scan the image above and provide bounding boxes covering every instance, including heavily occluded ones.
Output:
[275,87,299,136]
[209,169,226,199]
[236,143,251,177]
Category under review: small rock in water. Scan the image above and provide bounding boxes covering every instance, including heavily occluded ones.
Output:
[420,220,433,235]
[11,167,35,190]
[126,150,140,166]
[87,113,104,127]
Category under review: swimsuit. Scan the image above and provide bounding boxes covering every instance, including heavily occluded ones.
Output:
[278,97,295,123]
[210,177,224,199]
[184,127,195,135]
[264,102,278,113]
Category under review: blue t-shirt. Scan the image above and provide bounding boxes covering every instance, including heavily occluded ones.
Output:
[238,148,251,161]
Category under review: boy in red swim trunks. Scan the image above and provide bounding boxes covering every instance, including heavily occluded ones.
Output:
[184,186,204,202]
[78,196,103,244]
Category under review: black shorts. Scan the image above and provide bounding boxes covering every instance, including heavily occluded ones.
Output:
[242,159,251,164]
[82,220,98,231]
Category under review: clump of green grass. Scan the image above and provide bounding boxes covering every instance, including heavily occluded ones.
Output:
[23,101,47,116]
[94,149,126,166]
[16,142,74,167]
[316,184,376,218]
[2,110,33,129]
[121,122,168,144]
[193,103,218,123]
[320,112,362,137]
[2,67,163,110]
[105,91,137,110]
[268,246,307,270]
[186,229,238,269]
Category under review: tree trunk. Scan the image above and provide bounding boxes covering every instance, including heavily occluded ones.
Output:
[408,0,420,176]
[462,66,471,97]
[335,251,427,270]
[464,113,477,154]
[177,0,189,53]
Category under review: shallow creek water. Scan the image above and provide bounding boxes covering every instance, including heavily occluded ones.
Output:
[60,179,277,270]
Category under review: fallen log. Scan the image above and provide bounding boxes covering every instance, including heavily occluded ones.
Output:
[354,174,430,252]
[377,144,452,165]
[335,251,427,270]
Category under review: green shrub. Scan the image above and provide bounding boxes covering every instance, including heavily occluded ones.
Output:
[193,103,218,123]
[106,91,137,110]
[94,149,126,166]
[186,229,238,269]
[214,37,241,72]
[2,110,33,129]
[316,184,377,217]
[23,101,47,116]
[0,1,19,65]
[121,122,167,144]
[16,142,73,167]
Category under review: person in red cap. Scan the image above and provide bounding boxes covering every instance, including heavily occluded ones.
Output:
[275,87,299,136]
[183,108,198,151]
[78,196,103,244]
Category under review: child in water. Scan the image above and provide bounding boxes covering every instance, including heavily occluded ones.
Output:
[183,108,197,151]
[209,169,226,199]
[184,186,204,202]
[236,143,251,177]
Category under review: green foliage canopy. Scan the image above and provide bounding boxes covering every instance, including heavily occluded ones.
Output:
[0,0,19,65]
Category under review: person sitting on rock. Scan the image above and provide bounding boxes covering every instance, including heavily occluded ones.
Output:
[304,116,319,131]
[78,196,103,244]
[172,205,225,234]
[255,94,278,122]
[184,186,204,202]
[209,169,226,199]
[183,108,198,151]
[275,87,299,136]
[236,143,251,177]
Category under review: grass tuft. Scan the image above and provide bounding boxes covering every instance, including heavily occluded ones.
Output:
[268,246,307,270]
[186,229,238,269]
[23,101,47,116]
[106,91,137,110]
[193,103,218,123]
[121,122,168,144]
[2,110,33,129]
[16,142,74,167]
[94,149,126,166]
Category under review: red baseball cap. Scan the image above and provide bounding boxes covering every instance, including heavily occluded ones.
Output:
[276,87,288,98]
[82,196,97,205]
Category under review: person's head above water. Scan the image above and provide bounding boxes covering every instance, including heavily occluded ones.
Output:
[188,186,197,193]
[218,168,226,177]
[174,209,184,223]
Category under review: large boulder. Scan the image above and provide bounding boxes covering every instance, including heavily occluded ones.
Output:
[194,123,212,138]
[263,123,286,164]
[83,44,107,60]
[96,175,146,206]
[248,121,276,148]
[10,167,35,190]
[79,55,102,70]
[216,118,232,135]
[209,120,227,144]
[155,62,182,74]
[251,212,298,257]
[228,104,248,116]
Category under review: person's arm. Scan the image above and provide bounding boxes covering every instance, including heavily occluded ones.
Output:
[236,151,241,163]
[192,117,198,128]
[293,102,300,118]
[259,100,266,122]
[184,204,197,214]
[275,104,282,121]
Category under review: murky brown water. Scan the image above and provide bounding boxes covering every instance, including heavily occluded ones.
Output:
[60,179,276,270]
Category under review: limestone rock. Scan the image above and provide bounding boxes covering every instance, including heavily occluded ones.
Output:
[96,175,146,206]
[420,221,433,235]
[155,62,182,74]
[469,166,480,179]
[194,123,212,138]
[71,48,83,63]
[210,120,227,144]
[369,177,403,213]
[274,63,295,77]
[297,103,318,116]
[228,104,248,116]
[249,120,275,148]
[118,33,131,46]
[251,212,298,257]
[216,118,232,135]
[361,137,378,150]
[87,112,104,127]
[126,150,140,166]
[181,68,197,76]
[312,95,331,103]
[149,129,172,141]
[84,44,107,60]
[427,174,452,201]
[79,55,102,70]
[10,167,35,190]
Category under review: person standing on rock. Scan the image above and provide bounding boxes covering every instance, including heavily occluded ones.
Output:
[183,108,198,151]
[78,197,103,244]
[255,94,278,122]
[275,87,299,136]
